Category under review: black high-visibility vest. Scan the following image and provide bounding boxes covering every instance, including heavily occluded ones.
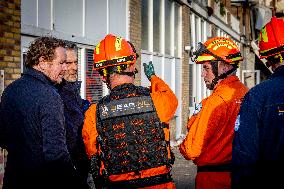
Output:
[95,84,174,187]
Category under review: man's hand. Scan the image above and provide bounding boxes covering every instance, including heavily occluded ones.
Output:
[143,61,156,81]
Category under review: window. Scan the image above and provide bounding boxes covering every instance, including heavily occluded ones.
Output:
[142,0,149,51]
[188,13,211,116]
[165,0,172,55]
[195,0,208,7]
[85,49,103,103]
[141,0,181,94]
[77,48,82,82]
[141,0,182,139]
[189,13,195,108]
[22,53,27,73]
[153,0,162,53]
[242,70,260,89]
[174,2,181,57]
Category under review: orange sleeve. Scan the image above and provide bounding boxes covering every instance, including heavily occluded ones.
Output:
[150,76,178,123]
[179,97,224,160]
[82,104,99,159]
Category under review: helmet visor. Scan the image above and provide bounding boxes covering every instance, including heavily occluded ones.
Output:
[192,42,224,63]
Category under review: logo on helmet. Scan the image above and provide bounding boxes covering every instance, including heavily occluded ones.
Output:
[260,27,268,43]
[95,43,100,54]
[115,37,122,51]
[213,43,233,51]
[95,62,103,68]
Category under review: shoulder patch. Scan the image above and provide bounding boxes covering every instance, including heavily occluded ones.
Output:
[193,102,202,115]
[98,96,154,120]
[278,105,284,116]
[234,115,240,131]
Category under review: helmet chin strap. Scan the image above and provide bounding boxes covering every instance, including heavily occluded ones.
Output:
[208,64,238,90]
[115,68,138,78]
[103,74,112,90]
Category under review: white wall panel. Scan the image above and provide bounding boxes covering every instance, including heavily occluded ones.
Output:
[53,0,83,37]
[140,52,152,87]
[21,0,37,26]
[109,0,127,38]
[38,0,51,29]
[86,0,108,41]
[22,0,128,46]
[152,56,163,79]
[175,58,182,139]
[164,57,174,89]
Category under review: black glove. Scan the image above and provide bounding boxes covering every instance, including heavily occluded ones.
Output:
[143,61,156,81]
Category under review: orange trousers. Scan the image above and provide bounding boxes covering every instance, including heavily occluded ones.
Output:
[195,172,230,189]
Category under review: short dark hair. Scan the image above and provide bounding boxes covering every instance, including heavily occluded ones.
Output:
[25,36,66,68]
[65,41,78,52]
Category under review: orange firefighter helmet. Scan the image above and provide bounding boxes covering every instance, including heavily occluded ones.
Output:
[259,17,284,59]
[93,34,137,73]
[194,37,243,64]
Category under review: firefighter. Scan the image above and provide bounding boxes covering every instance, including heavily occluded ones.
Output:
[232,16,284,189]
[179,37,248,189]
[82,34,178,189]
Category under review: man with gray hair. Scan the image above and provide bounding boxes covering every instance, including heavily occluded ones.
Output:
[57,41,90,188]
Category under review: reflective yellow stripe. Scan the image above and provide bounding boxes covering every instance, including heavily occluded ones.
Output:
[95,43,100,54]
[231,57,242,62]
[260,27,268,43]
[260,47,275,54]
[196,55,215,62]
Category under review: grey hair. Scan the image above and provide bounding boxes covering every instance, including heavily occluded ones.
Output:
[65,41,78,53]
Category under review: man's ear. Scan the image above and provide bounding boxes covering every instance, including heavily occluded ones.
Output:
[225,64,234,72]
[219,62,231,73]
[126,64,135,72]
[38,56,47,71]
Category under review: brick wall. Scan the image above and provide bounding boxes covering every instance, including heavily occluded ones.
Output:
[181,5,190,135]
[129,0,142,85]
[0,0,21,88]
[0,0,21,187]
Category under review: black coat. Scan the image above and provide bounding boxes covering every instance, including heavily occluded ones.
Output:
[232,65,284,189]
[57,80,90,188]
[0,68,80,189]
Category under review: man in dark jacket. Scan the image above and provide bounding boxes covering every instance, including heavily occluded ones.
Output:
[57,42,90,188]
[0,36,81,189]
[232,16,284,189]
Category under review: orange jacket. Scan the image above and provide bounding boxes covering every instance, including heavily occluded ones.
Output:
[82,76,178,189]
[179,76,248,166]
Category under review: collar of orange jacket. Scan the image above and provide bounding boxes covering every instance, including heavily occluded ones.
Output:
[214,75,239,91]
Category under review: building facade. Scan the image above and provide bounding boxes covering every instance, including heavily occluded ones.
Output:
[0,0,276,187]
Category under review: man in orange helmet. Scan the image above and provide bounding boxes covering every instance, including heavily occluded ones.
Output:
[179,37,248,189]
[232,17,284,189]
[82,34,178,189]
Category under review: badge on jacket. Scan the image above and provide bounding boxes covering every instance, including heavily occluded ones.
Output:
[278,105,284,116]
[234,115,240,131]
[193,102,202,115]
